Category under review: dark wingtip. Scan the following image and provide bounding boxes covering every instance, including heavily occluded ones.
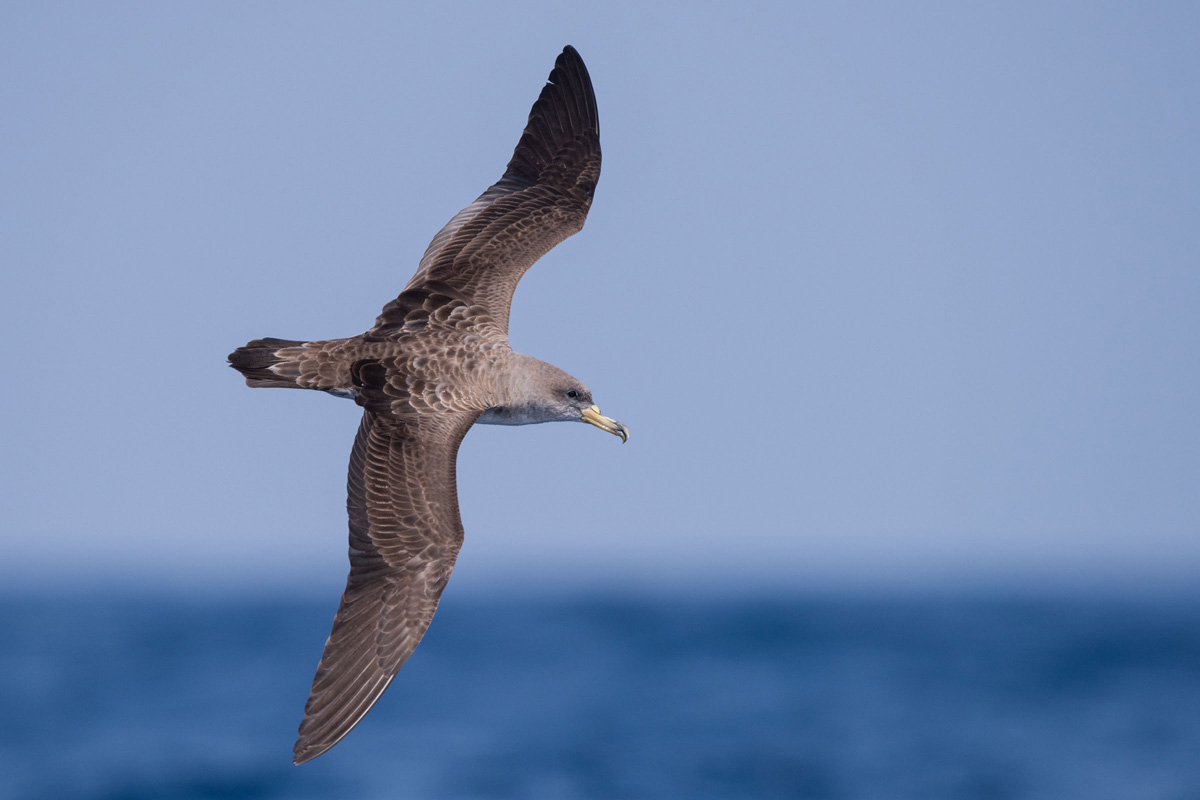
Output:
[502,45,599,188]
[292,738,328,765]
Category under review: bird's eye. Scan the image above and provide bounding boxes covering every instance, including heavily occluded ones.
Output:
[566,389,579,399]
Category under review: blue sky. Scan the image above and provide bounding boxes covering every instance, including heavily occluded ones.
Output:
[2,2,1198,594]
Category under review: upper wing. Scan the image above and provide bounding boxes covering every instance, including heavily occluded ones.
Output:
[372,45,600,336]
[292,407,479,764]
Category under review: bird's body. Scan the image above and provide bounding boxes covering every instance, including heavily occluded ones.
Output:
[228,46,625,764]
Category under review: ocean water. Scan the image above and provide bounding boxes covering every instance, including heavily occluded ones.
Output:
[1,591,1198,800]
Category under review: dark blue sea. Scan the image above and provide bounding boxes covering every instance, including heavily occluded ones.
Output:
[2,590,1199,799]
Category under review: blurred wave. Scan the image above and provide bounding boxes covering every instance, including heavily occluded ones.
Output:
[1,591,1198,799]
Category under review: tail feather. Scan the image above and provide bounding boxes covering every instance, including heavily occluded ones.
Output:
[228,338,307,388]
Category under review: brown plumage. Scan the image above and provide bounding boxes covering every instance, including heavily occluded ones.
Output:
[227,46,627,764]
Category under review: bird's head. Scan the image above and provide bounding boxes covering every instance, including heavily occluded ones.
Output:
[484,357,628,442]
[555,381,628,443]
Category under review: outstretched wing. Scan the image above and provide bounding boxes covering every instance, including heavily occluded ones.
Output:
[292,408,479,764]
[373,45,601,336]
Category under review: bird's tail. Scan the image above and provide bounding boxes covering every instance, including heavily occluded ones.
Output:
[228,337,309,389]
